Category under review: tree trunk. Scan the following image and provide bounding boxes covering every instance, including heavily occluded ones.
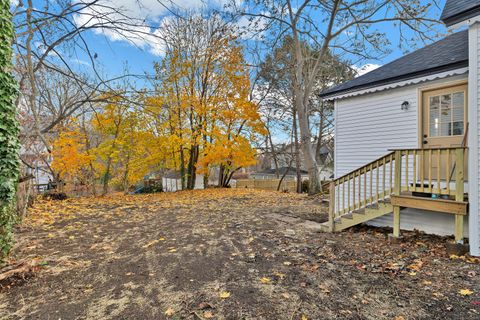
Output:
[291,27,321,195]
[218,164,224,187]
[277,158,293,191]
[203,166,209,189]
[266,126,280,178]
[102,158,111,195]
[122,157,130,194]
[299,118,320,194]
[292,106,302,193]
[186,145,199,189]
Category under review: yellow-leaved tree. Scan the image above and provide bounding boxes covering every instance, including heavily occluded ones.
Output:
[92,92,161,194]
[51,125,94,185]
[154,14,265,188]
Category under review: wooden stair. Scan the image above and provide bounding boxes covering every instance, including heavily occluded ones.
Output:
[320,199,393,232]
[321,147,468,242]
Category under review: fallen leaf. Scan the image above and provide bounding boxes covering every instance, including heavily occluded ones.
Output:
[301,315,308,320]
[165,307,175,316]
[168,248,177,253]
[142,240,159,248]
[450,254,464,260]
[219,291,231,299]
[319,284,330,294]
[197,302,213,310]
[459,289,474,296]
[203,311,214,318]
[274,272,286,279]
[260,277,271,284]
[468,257,480,264]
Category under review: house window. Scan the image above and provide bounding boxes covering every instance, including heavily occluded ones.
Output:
[429,91,464,137]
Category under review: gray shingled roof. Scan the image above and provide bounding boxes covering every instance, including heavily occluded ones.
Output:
[441,0,480,26]
[320,30,468,99]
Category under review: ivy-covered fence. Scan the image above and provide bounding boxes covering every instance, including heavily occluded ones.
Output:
[0,0,20,262]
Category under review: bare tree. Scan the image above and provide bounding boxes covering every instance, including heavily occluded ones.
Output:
[12,0,167,198]
[235,0,441,194]
[258,35,353,192]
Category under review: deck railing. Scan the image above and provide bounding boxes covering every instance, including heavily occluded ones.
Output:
[328,147,467,231]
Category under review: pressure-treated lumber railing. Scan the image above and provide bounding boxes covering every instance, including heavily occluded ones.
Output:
[328,147,467,232]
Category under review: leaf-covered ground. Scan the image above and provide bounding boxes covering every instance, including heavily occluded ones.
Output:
[1,189,480,319]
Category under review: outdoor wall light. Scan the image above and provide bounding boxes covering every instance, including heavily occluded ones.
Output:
[401,101,410,111]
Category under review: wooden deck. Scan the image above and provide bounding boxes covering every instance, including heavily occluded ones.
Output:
[325,147,468,243]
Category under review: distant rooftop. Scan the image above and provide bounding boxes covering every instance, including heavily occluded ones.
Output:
[441,0,480,27]
[252,167,308,176]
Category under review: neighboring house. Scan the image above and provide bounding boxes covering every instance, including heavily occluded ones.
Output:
[320,0,480,256]
[256,142,333,180]
[20,142,53,191]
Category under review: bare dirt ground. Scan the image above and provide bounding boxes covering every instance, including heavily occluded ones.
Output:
[1,189,479,320]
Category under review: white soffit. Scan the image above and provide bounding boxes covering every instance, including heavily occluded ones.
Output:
[326,67,469,101]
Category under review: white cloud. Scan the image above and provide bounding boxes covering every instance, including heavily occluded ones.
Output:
[74,0,229,56]
[71,58,91,66]
[353,63,381,77]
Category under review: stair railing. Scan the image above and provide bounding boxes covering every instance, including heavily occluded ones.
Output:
[328,147,467,231]
[328,151,396,231]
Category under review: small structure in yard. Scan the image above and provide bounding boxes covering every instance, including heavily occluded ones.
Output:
[319,0,480,256]
[162,170,204,192]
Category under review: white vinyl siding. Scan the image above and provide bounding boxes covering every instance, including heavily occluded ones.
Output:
[335,74,469,237]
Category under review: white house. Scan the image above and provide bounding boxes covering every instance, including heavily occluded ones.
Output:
[320,0,480,256]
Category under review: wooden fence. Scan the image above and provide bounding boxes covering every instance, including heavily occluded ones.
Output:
[234,179,297,192]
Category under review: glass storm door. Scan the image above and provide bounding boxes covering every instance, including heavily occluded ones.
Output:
[422,84,468,181]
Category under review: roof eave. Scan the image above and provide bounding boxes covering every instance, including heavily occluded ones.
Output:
[442,5,480,27]
[320,60,468,100]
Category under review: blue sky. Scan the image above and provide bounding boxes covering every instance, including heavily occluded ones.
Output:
[22,0,449,87]
[88,1,447,79]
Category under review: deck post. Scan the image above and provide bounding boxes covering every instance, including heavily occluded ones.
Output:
[392,150,402,239]
[329,182,335,232]
[393,151,402,194]
[393,206,401,238]
[455,148,465,243]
